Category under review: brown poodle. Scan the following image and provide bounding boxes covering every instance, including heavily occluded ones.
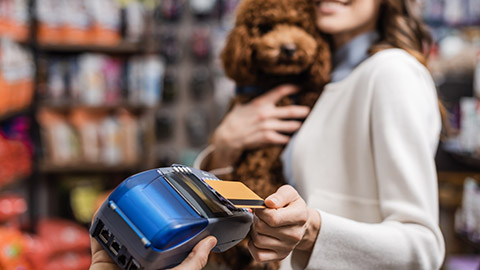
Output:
[207,0,331,269]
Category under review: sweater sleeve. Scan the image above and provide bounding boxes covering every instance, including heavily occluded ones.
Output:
[297,53,445,270]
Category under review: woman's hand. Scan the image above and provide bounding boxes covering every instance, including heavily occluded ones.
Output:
[169,236,217,270]
[90,231,217,270]
[90,235,119,270]
[248,185,321,263]
[210,85,311,168]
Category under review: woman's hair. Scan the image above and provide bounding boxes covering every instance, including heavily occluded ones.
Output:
[371,0,451,136]
[370,0,432,67]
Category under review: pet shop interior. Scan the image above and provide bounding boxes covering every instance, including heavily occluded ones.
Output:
[0,0,479,269]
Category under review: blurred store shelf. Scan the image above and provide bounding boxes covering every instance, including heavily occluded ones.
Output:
[0,108,31,123]
[39,161,142,174]
[38,100,157,112]
[37,42,144,54]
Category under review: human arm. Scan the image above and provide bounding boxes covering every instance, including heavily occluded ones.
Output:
[89,235,217,270]
[296,53,445,269]
[194,85,311,172]
[249,52,445,269]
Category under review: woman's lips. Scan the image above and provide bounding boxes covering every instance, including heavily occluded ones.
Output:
[314,0,349,15]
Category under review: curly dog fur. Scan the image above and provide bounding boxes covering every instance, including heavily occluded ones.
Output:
[208,0,330,269]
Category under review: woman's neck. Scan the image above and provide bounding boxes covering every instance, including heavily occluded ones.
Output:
[332,21,377,50]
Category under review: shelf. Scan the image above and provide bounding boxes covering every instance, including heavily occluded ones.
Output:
[39,100,157,111]
[457,231,480,251]
[0,108,31,123]
[0,175,29,190]
[39,161,142,173]
[37,42,144,54]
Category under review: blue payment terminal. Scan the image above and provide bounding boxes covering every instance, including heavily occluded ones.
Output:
[90,164,253,270]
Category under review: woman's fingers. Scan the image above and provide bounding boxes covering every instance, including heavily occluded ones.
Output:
[249,185,311,263]
[169,236,217,270]
[265,185,303,209]
[271,105,310,120]
[248,239,291,262]
[260,119,303,133]
[251,216,305,245]
[246,130,291,146]
[254,84,300,105]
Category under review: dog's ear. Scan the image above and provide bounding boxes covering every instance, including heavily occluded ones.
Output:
[221,25,257,86]
[309,35,331,89]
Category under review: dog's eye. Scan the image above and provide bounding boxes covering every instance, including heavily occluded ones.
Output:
[258,24,273,34]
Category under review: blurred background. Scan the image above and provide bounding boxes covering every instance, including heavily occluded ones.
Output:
[0,0,478,269]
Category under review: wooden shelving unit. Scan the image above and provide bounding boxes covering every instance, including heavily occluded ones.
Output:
[39,161,142,174]
[37,42,144,54]
[0,107,31,122]
[38,100,158,112]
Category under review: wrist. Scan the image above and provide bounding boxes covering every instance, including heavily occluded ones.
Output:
[211,130,242,166]
[296,208,321,252]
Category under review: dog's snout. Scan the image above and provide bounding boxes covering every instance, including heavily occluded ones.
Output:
[281,44,296,58]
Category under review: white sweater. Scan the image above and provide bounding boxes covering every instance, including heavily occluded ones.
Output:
[282,49,445,269]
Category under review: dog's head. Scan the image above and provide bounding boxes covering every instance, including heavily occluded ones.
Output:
[221,0,330,88]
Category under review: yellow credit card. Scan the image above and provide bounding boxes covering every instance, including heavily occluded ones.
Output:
[204,180,265,208]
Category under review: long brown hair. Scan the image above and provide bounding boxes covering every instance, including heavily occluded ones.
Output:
[370,0,432,67]
[371,0,450,134]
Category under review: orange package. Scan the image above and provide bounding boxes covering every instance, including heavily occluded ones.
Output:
[12,79,34,110]
[90,24,120,46]
[5,20,29,43]
[38,23,61,45]
[0,227,32,270]
[0,73,10,116]
[61,25,90,45]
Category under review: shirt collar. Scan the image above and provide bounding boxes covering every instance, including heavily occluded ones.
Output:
[330,31,380,83]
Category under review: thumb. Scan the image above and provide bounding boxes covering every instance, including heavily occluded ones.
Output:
[171,236,217,270]
[264,185,299,209]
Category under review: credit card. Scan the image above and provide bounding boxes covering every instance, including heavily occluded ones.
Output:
[204,180,265,208]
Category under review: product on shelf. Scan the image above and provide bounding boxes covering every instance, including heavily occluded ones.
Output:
[127,55,165,106]
[38,108,81,165]
[443,97,480,161]
[162,71,178,103]
[42,53,166,107]
[24,218,91,270]
[0,118,33,188]
[455,178,480,245]
[87,0,121,46]
[190,65,212,100]
[0,194,27,223]
[38,108,143,167]
[157,0,184,21]
[190,0,217,19]
[423,0,480,26]
[37,0,122,46]
[78,54,123,105]
[0,0,29,42]
[124,1,146,43]
[59,0,90,45]
[0,226,31,270]
[191,27,212,61]
[185,107,209,146]
[158,29,181,63]
[0,37,34,118]
[68,178,104,224]
[155,111,175,140]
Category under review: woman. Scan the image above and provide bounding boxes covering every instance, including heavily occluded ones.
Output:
[196,0,445,269]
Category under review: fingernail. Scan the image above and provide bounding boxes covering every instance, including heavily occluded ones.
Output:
[268,196,278,206]
[207,237,217,249]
